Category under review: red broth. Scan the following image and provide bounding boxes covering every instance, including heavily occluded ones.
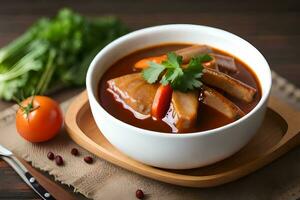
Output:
[98,44,261,133]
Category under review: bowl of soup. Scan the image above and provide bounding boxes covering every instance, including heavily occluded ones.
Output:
[86,24,271,169]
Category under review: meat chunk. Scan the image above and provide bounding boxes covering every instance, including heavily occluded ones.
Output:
[134,45,213,69]
[107,73,158,119]
[175,45,213,63]
[202,68,257,102]
[202,86,245,120]
[210,53,238,73]
[169,90,199,131]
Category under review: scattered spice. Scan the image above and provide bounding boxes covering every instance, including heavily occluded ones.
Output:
[55,155,64,166]
[47,152,55,160]
[84,156,93,164]
[135,189,144,199]
[71,148,79,156]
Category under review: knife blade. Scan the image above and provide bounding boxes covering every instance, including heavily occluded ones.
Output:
[0,144,12,156]
[0,144,55,200]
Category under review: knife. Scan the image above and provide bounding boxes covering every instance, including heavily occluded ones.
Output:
[0,144,55,200]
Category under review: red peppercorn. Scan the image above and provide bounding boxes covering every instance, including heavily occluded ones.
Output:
[47,152,54,160]
[71,148,79,156]
[135,189,144,199]
[84,156,93,164]
[55,155,64,166]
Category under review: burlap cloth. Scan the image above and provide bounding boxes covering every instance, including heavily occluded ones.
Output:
[0,71,299,200]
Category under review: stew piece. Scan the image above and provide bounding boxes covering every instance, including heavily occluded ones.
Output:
[169,90,199,131]
[107,73,158,119]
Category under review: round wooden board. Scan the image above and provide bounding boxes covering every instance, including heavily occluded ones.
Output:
[65,91,300,187]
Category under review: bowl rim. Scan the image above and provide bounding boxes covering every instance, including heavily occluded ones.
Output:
[86,24,272,138]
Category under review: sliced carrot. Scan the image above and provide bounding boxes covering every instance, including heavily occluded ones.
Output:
[151,84,173,119]
[134,55,167,69]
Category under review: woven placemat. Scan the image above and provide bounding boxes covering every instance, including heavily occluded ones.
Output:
[0,71,299,200]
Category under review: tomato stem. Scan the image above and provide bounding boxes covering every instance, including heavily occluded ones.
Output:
[18,95,40,120]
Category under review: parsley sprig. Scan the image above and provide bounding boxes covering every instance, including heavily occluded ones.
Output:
[142,52,212,92]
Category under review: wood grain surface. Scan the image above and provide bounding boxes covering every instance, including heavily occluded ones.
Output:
[0,0,299,199]
[65,91,300,187]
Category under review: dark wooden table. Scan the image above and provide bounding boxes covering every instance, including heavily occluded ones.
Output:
[0,0,299,199]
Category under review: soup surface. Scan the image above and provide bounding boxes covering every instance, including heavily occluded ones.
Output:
[98,44,261,133]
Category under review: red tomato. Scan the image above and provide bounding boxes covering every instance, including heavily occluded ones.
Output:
[16,96,63,142]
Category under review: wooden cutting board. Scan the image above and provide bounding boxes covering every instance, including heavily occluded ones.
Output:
[65,91,300,187]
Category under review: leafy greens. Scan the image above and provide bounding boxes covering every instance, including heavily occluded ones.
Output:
[0,8,128,100]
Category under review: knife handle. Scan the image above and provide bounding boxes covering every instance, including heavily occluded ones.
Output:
[24,171,56,200]
[4,155,56,200]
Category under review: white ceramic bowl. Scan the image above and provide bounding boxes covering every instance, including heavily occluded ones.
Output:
[86,24,272,169]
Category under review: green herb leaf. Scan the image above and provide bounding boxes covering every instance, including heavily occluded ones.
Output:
[187,54,212,71]
[162,52,182,69]
[160,53,184,84]
[142,51,212,92]
[142,61,166,84]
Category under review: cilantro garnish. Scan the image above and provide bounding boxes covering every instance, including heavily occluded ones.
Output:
[142,52,212,92]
